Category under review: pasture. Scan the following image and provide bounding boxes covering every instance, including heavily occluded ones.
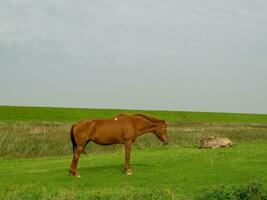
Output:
[0,106,267,199]
[1,143,267,200]
[1,105,267,123]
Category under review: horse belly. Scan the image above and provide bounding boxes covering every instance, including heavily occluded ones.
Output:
[91,129,124,145]
[92,139,122,145]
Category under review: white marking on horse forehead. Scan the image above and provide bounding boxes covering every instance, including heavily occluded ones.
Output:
[114,117,118,121]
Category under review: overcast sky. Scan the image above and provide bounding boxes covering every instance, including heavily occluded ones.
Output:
[0,0,267,113]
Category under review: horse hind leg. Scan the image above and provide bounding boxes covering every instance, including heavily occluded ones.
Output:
[82,140,90,155]
[69,139,91,177]
[69,127,92,177]
[69,146,84,177]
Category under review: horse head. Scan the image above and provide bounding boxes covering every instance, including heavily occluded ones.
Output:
[154,120,169,145]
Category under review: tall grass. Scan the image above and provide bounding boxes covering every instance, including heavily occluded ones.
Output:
[1,121,267,158]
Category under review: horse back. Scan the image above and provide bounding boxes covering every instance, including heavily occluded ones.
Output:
[90,116,136,144]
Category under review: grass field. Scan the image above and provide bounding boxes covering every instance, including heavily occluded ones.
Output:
[1,105,267,123]
[1,105,267,199]
[1,143,267,199]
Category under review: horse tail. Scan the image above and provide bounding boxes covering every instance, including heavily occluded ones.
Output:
[70,124,77,153]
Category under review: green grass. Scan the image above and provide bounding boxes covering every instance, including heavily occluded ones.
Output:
[1,143,267,199]
[1,105,267,199]
[1,105,267,123]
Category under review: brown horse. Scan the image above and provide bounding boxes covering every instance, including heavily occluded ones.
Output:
[69,113,168,177]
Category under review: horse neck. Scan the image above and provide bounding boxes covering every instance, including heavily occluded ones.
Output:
[135,118,157,136]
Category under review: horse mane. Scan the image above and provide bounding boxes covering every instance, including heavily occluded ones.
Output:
[116,113,130,117]
[132,113,164,123]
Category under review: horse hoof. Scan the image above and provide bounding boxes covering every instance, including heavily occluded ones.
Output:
[70,172,80,177]
[125,171,132,176]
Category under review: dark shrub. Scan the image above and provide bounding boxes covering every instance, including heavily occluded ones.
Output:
[197,183,267,200]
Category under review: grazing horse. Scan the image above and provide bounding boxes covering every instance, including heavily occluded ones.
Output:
[69,113,168,177]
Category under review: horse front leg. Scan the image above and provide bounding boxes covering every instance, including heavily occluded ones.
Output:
[124,140,132,175]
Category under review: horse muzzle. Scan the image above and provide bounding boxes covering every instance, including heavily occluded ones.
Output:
[163,140,169,145]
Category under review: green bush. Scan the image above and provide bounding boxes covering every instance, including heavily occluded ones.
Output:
[197,183,267,200]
